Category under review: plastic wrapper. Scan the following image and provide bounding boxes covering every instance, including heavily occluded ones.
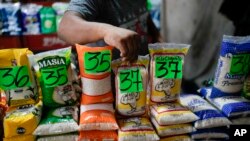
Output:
[79,130,117,141]
[211,35,250,98]
[76,44,113,104]
[37,133,78,141]
[0,48,39,107]
[28,47,78,107]
[150,102,198,125]
[118,117,159,141]
[112,56,149,117]
[52,2,68,30]
[4,101,42,138]
[160,135,191,141]
[79,103,118,130]
[191,127,229,140]
[21,3,42,34]
[33,106,79,136]
[39,7,57,34]
[3,134,36,141]
[149,43,190,103]
[151,117,195,137]
[180,94,231,129]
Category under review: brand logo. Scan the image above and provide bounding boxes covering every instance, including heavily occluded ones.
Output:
[38,56,66,68]
[17,127,26,134]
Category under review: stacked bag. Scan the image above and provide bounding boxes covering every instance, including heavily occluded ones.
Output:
[148,43,197,140]
[76,44,118,140]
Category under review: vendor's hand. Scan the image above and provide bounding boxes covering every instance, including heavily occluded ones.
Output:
[103,26,140,62]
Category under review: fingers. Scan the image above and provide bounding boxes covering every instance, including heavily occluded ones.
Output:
[122,35,140,63]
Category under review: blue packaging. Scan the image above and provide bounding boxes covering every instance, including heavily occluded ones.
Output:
[180,94,231,129]
[191,127,229,140]
[211,35,250,98]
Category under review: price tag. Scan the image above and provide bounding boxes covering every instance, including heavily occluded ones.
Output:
[230,54,250,75]
[0,66,31,90]
[119,68,143,93]
[84,50,111,74]
[155,56,182,79]
[41,66,68,87]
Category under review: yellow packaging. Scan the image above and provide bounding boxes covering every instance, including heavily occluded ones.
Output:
[3,101,42,138]
[0,48,39,107]
[160,135,191,141]
[3,134,36,141]
[112,56,149,117]
[149,43,190,103]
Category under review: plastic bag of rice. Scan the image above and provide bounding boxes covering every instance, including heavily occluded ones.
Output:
[28,47,78,107]
[79,130,117,141]
[150,102,198,125]
[0,48,39,107]
[33,106,79,136]
[148,43,190,103]
[211,35,250,98]
[37,134,78,141]
[151,117,195,137]
[243,74,250,99]
[118,117,159,141]
[191,127,229,140]
[160,135,191,141]
[4,101,42,138]
[79,103,118,130]
[112,56,149,117]
[200,87,250,117]
[180,94,231,129]
[76,44,113,104]
[3,134,36,141]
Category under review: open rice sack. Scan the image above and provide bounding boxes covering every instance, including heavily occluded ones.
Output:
[200,87,250,118]
[3,134,36,141]
[160,135,191,141]
[118,117,159,141]
[148,43,190,103]
[180,94,231,129]
[79,130,117,141]
[76,44,113,104]
[151,117,195,137]
[150,102,198,125]
[112,56,149,117]
[243,74,250,99]
[211,35,250,98]
[28,47,78,107]
[79,103,118,130]
[3,101,42,138]
[191,127,229,140]
[0,48,39,107]
[33,106,79,136]
[37,133,78,141]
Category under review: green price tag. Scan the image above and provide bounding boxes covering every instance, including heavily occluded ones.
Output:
[230,54,250,75]
[84,50,111,74]
[41,66,68,87]
[119,68,143,93]
[0,66,31,90]
[155,56,183,79]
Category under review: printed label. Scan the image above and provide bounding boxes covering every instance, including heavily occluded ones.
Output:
[230,54,250,75]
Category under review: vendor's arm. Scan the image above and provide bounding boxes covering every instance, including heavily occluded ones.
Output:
[58,11,140,62]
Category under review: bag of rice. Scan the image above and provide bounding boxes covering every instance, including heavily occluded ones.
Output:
[76,44,113,104]
[160,135,191,141]
[37,134,78,141]
[4,101,42,138]
[243,74,250,99]
[118,117,159,141]
[148,43,190,103]
[79,130,117,141]
[28,47,78,107]
[200,87,250,117]
[112,56,149,117]
[3,134,36,141]
[191,127,229,140]
[79,103,118,130]
[33,106,79,136]
[180,94,231,129]
[0,48,39,107]
[211,35,250,98]
[151,117,195,137]
[150,102,198,125]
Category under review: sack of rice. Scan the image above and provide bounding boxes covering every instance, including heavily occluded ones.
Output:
[28,47,78,107]
[79,130,117,141]
[76,44,113,104]
[211,35,250,98]
[148,43,190,103]
[160,135,191,141]
[3,134,36,141]
[118,117,159,141]
[112,56,149,117]
[37,133,78,141]
[0,48,39,107]
[243,74,250,99]
[150,102,198,125]
[191,127,229,140]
